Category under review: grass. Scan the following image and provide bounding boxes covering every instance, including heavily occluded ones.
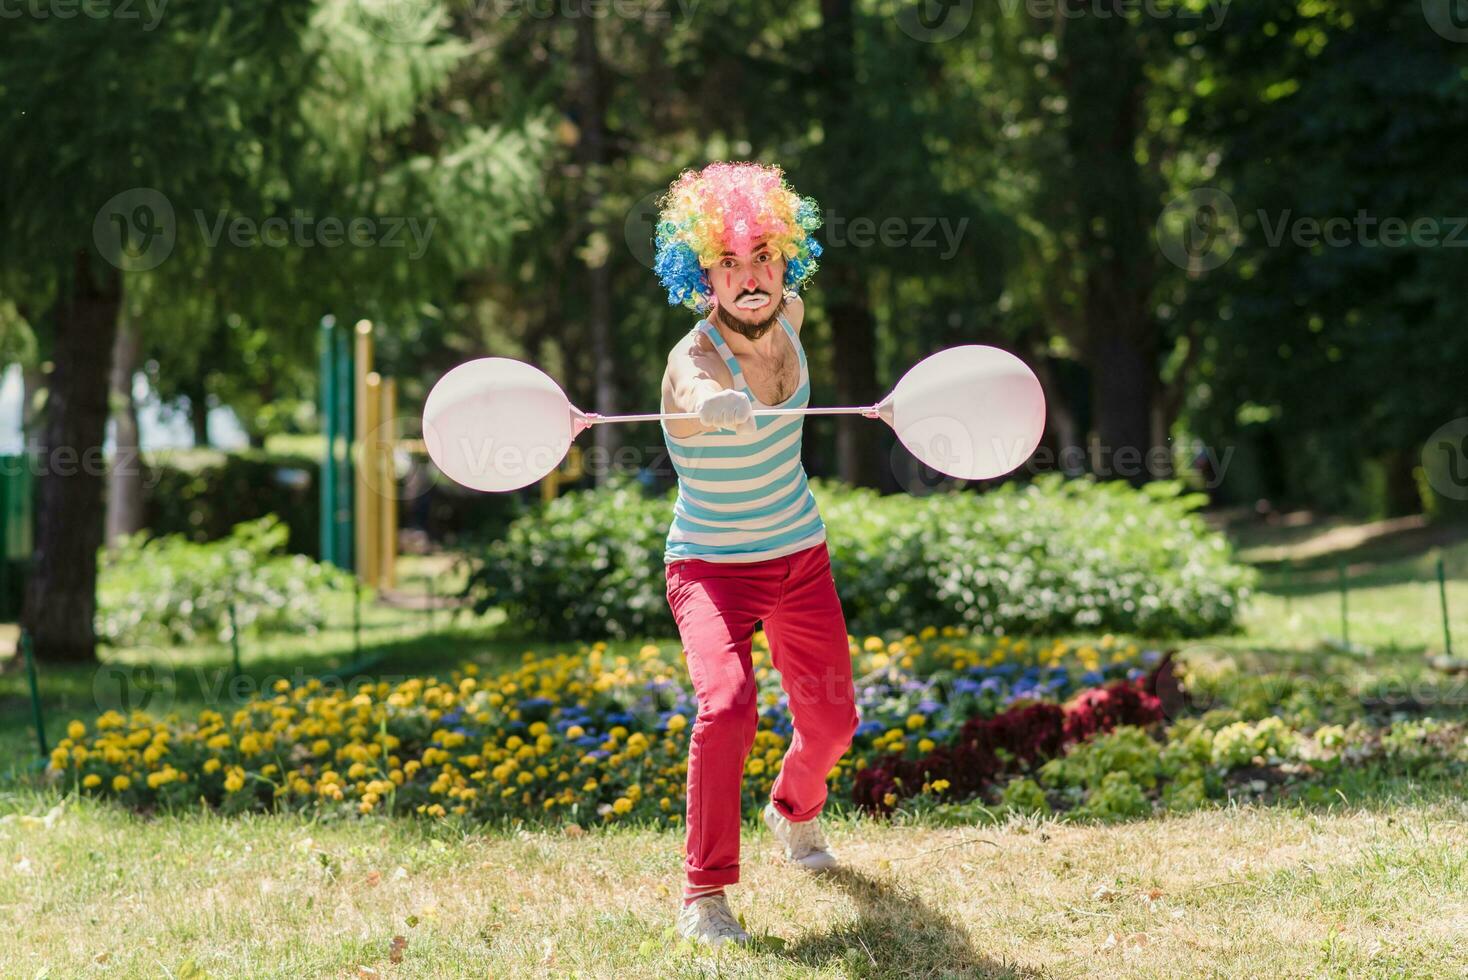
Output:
[3,518,1468,976]
[2,782,1464,977]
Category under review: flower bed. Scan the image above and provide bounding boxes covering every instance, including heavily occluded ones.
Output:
[48,630,1154,824]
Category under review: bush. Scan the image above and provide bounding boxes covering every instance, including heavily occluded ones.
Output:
[144,451,322,556]
[467,473,1253,641]
[97,515,353,646]
[822,474,1253,637]
[142,449,528,558]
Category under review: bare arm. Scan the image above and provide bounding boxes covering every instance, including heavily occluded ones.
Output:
[662,331,735,437]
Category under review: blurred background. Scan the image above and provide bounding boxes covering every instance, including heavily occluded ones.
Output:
[2,0,1467,665]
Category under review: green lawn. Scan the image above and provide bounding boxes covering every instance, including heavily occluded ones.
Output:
[2,520,1467,977]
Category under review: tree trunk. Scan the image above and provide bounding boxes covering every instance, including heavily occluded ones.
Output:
[574,11,618,484]
[185,376,210,447]
[1090,331,1156,487]
[1060,1,1159,487]
[827,266,882,488]
[105,307,144,546]
[21,250,121,664]
[817,0,882,488]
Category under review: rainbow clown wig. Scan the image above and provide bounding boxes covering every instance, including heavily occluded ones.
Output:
[653,162,824,313]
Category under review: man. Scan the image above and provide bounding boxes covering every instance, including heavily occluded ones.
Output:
[653,162,860,946]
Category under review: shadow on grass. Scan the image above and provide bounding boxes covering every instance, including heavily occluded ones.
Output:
[771,865,1046,979]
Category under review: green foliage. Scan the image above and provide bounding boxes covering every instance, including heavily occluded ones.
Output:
[1209,718,1298,769]
[823,474,1253,637]
[1039,726,1164,794]
[467,473,1253,642]
[466,480,672,641]
[144,452,323,557]
[97,516,351,647]
[997,776,1049,816]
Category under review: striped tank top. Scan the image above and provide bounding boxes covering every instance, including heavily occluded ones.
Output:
[661,313,826,564]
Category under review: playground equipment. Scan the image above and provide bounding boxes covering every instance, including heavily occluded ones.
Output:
[0,453,33,620]
[318,316,398,589]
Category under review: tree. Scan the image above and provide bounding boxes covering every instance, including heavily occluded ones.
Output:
[0,0,548,662]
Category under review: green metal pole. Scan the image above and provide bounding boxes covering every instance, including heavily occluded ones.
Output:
[21,629,47,759]
[228,600,242,680]
[1338,560,1349,648]
[319,316,337,567]
[1439,555,1454,659]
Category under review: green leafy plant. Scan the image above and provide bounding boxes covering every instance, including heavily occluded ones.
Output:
[466,473,1254,641]
[98,515,353,646]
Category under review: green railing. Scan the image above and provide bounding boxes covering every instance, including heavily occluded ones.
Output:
[0,453,34,620]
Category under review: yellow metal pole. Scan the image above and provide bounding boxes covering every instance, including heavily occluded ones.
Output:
[361,371,382,588]
[380,376,398,591]
[354,320,376,588]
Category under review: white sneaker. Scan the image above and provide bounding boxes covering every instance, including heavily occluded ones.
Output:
[676,893,750,947]
[763,802,838,870]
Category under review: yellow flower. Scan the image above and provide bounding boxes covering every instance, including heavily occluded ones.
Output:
[203,758,223,775]
[918,739,935,753]
[565,725,585,739]
[612,797,633,815]
[863,636,885,652]
[883,792,898,808]
[67,720,87,740]
[83,774,101,788]
[905,714,926,730]
[665,714,688,733]
[112,775,131,792]
[931,779,951,793]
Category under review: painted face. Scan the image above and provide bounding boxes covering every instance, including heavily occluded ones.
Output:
[705,238,787,340]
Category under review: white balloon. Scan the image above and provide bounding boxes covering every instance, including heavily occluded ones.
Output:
[422,358,572,492]
[881,345,1046,480]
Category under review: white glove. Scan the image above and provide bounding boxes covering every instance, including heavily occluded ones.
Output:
[695,388,757,434]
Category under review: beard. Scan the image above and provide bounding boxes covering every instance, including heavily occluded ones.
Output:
[712,292,787,342]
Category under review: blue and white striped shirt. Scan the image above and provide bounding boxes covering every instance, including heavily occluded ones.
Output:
[661,313,826,564]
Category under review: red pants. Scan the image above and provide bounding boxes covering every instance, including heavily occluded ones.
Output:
[665,542,859,887]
